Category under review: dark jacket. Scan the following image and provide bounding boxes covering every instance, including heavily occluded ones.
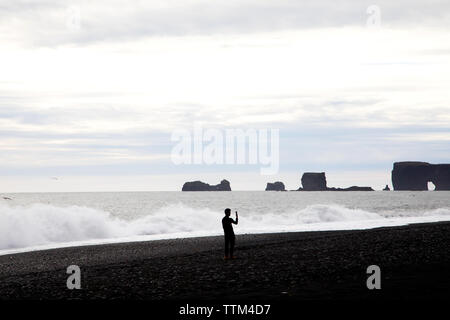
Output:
[222,216,237,234]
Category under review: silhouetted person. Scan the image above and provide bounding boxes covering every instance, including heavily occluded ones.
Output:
[222,208,238,259]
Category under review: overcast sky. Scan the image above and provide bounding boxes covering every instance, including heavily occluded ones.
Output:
[1,0,449,191]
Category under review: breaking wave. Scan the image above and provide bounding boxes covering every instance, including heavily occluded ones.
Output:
[1,203,449,254]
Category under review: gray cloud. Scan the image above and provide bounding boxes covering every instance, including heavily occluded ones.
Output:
[1,0,449,190]
[1,0,449,47]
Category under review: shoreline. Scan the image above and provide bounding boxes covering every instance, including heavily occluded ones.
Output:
[2,215,450,257]
[1,221,449,300]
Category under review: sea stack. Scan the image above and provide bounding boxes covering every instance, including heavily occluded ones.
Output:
[301,172,327,191]
[182,179,231,191]
[391,162,450,190]
[298,172,373,191]
[265,182,286,191]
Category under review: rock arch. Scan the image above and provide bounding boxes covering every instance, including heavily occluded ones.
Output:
[392,162,450,190]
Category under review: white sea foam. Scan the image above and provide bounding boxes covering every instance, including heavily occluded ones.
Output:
[1,203,449,255]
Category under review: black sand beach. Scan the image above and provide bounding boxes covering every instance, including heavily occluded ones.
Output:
[0,222,449,300]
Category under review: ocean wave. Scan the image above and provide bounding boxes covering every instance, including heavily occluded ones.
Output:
[0,203,449,253]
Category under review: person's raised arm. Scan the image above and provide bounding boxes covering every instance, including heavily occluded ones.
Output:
[235,211,238,224]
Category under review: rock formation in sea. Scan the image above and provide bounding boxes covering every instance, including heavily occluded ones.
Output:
[327,186,374,191]
[300,172,327,191]
[383,185,390,191]
[392,161,450,190]
[433,164,450,190]
[182,179,231,191]
[298,172,373,191]
[265,182,286,191]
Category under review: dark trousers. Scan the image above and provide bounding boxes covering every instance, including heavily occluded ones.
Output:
[224,232,235,257]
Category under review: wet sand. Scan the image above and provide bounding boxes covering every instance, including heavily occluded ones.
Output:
[0,222,449,300]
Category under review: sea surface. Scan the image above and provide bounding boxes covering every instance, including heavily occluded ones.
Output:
[1,191,450,255]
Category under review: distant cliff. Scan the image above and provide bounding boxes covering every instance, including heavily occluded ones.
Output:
[265,182,286,191]
[392,162,450,190]
[182,179,231,191]
[298,172,373,191]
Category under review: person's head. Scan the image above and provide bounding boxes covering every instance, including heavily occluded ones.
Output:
[224,208,231,216]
